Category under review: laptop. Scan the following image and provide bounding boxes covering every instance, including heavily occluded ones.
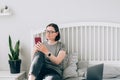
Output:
[86,63,104,80]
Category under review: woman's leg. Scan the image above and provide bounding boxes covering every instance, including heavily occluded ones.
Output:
[28,51,45,80]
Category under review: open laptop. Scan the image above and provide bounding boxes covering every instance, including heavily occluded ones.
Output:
[86,63,104,80]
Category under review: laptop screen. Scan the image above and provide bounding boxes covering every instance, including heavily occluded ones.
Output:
[86,63,104,80]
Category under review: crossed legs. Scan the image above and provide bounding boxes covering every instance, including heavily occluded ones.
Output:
[28,51,62,80]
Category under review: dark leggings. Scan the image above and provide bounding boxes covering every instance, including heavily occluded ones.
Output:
[29,51,62,80]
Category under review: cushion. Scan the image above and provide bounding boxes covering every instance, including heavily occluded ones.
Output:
[77,61,88,77]
[77,61,88,69]
[67,52,78,65]
[63,52,78,79]
[63,64,78,79]
[77,68,87,77]
[65,77,80,80]
[103,65,120,79]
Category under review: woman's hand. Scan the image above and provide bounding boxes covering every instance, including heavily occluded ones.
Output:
[33,42,49,55]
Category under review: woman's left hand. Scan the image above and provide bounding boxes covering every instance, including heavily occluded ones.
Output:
[36,42,49,54]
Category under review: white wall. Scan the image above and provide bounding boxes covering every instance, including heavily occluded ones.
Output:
[0,0,120,74]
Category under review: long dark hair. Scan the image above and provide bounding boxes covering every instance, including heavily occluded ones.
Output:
[46,23,60,41]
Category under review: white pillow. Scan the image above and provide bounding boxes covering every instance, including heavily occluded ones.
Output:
[103,65,120,79]
[63,52,78,79]
[63,64,78,79]
[77,61,88,77]
[77,68,87,77]
[67,52,78,66]
[77,61,88,69]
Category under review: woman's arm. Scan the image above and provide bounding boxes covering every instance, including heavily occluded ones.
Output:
[46,50,66,65]
[34,42,66,65]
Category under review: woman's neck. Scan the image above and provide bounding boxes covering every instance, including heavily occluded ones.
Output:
[48,40,57,45]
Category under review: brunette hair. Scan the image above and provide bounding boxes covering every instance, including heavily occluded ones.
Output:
[46,23,60,41]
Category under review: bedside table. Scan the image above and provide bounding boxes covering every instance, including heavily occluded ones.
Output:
[0,71,26,80]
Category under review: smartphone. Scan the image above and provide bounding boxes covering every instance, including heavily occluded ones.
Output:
[34,37,42,44]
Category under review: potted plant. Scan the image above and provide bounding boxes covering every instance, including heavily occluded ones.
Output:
[8,35,21,74]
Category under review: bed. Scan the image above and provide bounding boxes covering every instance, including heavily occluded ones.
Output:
[31,22,120,80]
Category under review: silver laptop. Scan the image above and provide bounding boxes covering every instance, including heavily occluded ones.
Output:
[86,63,104,80]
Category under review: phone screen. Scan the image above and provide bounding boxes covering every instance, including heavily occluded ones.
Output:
[34,37,42,44]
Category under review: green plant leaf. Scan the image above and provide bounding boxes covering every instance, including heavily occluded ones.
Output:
[8,35,20,60]
[14,40,20,57]
[9,35,15,57]
[8,54,13,60]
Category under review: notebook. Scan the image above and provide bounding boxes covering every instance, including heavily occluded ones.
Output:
[86,63,104,80]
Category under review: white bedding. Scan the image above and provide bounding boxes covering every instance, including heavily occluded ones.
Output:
[77,61,120,80]
[103,65,120,79]
[66,77,120,80]
[103,78,120,80]
[65,77,120,80]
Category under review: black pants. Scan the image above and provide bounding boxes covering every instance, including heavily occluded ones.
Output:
[29,51,62,80]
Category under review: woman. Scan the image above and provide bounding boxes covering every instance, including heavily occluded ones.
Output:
[28,23,67,80]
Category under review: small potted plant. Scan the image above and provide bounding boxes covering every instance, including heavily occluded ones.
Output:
[8,35,21,74]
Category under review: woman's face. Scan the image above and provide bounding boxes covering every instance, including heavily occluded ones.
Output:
[45,26,58,41]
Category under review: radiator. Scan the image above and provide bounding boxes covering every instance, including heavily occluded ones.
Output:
[32,22,120,64]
